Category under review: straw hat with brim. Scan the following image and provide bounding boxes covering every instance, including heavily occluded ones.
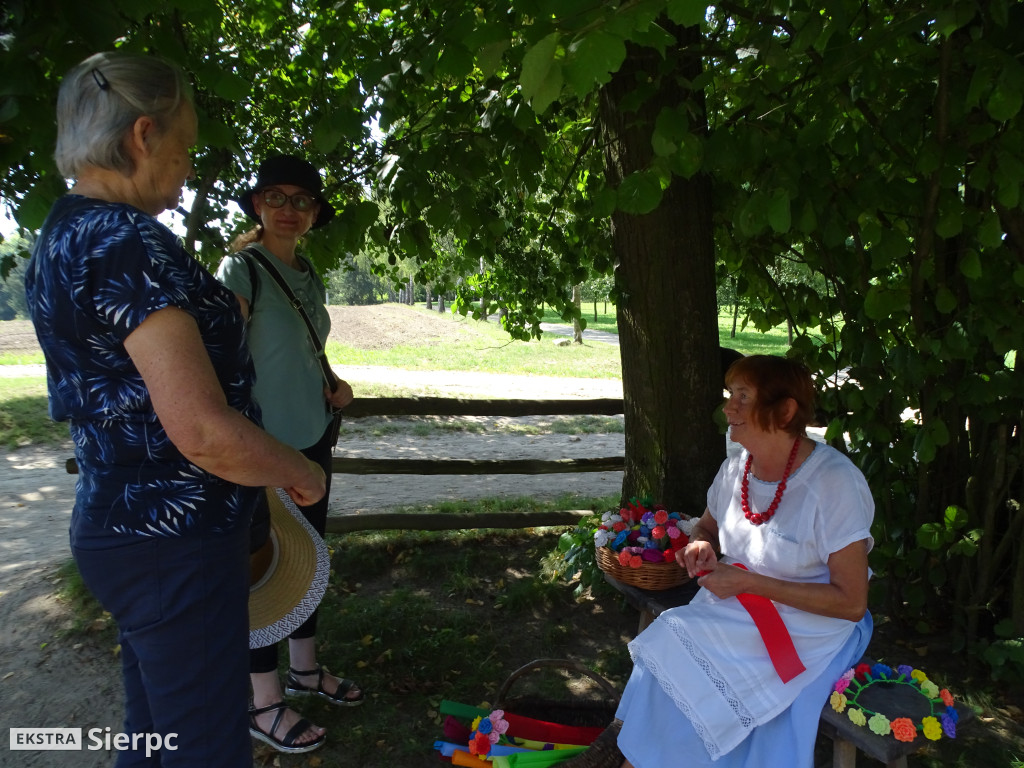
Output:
[249,488,330,649]
[236,154,335,229]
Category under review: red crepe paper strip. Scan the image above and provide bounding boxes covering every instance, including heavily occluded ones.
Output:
[501,712,604,745]
[697,565,806,684]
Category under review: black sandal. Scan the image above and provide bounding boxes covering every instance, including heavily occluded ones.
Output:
[285,664,365,707]
[248,701,326,753]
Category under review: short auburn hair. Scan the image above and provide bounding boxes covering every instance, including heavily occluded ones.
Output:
[724,355,815,436]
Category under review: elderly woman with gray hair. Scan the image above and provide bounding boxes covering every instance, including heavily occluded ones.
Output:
[25,51,326,767]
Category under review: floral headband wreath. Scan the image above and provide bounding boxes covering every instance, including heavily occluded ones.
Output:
[830,662,959,742]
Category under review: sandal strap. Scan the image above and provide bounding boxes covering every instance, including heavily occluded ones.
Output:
[249,701,316,747]
[249,700,287,718]
[281,716,316,746]
[250,701,288,743]
[288,665,324,679]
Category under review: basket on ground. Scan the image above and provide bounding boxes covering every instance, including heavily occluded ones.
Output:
[496,658,624,768]
[596,546,689,591]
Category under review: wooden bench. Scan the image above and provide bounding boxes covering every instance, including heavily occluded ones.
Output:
[603,574,972,768]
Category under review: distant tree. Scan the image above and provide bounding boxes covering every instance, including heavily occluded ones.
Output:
[0,237,29,320]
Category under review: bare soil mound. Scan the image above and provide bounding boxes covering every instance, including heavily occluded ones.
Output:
[326,304,476,350]
[0,304,471,356]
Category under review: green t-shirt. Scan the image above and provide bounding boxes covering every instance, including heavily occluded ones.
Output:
[216,244,332,449]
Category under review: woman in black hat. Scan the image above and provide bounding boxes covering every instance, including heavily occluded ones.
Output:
[216,155,363,754]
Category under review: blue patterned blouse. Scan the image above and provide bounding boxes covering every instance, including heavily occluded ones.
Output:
[25,195,262,539]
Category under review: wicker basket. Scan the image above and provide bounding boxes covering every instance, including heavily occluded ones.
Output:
[596,546,689,590]
[495,659,624,768]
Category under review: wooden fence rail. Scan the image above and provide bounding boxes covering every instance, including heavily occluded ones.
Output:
[66,396,626,532]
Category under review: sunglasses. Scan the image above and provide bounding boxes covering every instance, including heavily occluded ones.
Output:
[261,188,318,213]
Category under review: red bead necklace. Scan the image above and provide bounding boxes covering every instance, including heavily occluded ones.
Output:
[741,437,801,526]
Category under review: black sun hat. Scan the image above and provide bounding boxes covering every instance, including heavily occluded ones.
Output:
[236,154,335,229]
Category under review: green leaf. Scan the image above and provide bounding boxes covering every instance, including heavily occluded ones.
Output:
[934,286,957,314]
[616,171,663,215]
[670,134,703,179]
[591,186,617,218]
[436,45,474,80]
[198,120,236,151]
[959,250,982,280]
[863,284,907,321]
[916,522,946,550]
[212,71,251,102]
[564,31,625,97]
[935,206,963,239]
[666,0,708,27]
[987,84,1023,122]
[476,40,510,80]
[312,119,343,154]
[766,189,791,234]
[913,426,937,464]
[520,32,561,112]
[978,211,1005,248]
[942,505,968,531]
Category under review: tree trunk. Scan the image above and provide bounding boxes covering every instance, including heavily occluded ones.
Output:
[598,23,723,512]
[572,284,583,344]
[426,286,433,310]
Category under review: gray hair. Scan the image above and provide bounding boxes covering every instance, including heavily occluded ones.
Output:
[55,51,193,179]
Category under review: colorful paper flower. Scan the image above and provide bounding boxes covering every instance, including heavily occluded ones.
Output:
[940,713,957,738]
[891,717,918,743]
[830,691,847,713]
[922,716,943,741]
[469,731,492,755]
[868,713,891,736]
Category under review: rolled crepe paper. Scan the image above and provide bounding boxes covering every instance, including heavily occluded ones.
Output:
[493,746,588,768]
[452,750,491,768]
[502,712,604,744]
[434,741,534,759]
[439,701,603,748]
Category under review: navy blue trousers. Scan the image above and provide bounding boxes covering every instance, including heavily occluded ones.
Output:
[73,527,252,767]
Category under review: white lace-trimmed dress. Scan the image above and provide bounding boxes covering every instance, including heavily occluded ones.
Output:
[615,443,874,767]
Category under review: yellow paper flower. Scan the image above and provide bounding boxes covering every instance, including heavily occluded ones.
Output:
[911,669,928,683]
[830,691,847,713]
[847,708,867,726]
[921,680,940,699]
[922,716,943,741]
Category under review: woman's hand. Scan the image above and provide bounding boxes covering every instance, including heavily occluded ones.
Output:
[677,508,720,578]
[694,562,752,599]
[325,377,354,410]
[284,458,327,507]
[678,539,717,578]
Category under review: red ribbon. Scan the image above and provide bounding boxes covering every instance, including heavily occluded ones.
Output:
[698,564,806,684]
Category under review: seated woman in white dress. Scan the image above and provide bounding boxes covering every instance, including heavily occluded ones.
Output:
[617,355,874,768]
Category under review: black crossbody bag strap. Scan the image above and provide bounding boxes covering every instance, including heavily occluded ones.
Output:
[242,248,339,394]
